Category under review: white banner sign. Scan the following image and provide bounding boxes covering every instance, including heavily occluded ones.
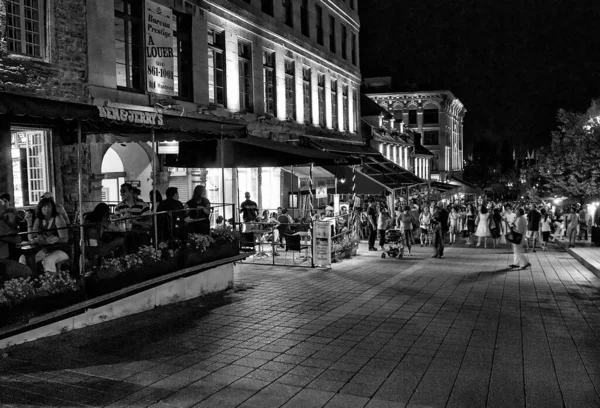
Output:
[145,0,175,96]
[313,221,332,267]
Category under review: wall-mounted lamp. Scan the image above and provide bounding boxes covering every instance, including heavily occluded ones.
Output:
[339,177,346,184]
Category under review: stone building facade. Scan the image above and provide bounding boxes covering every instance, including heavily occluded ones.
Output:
[367,90,466,182]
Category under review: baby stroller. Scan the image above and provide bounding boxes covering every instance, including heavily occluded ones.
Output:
[381,229,404,259]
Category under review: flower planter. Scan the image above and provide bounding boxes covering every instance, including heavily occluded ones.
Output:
[0,290,84,328]
[180,241,239,270]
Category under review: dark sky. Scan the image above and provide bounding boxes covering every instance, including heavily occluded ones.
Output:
[358,0,600,149]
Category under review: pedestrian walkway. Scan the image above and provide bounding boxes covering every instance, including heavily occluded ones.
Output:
[554,236,600,279]
[1,242,599,407]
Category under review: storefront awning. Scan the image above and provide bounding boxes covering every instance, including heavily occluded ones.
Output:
[308,139,381,156]
[0,92,246,143]
[164,137,360,168]
[280,166,335,179]
[430,181,461,194]
[447,176,481,194]
[358,155,426,191]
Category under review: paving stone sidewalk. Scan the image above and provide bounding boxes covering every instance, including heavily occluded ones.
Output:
[1,242,599,407]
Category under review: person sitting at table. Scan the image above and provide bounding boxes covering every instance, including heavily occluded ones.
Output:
[157,187,184,240]
[23,197,69,273]
[185,185,211,235]
[115,183,152,230]
[0,200,32,282]
[84,203,125,260]
[42,192,71,225]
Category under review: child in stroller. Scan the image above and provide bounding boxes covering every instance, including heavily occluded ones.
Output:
[381,229,405,259]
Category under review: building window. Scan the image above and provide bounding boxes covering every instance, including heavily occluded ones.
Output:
[263,50,276,115]
[342,85,349,131]
[317,74,325,126]
[329,15,336,53]
[261,0,273,16]
[341,25,347,60]
[238,40,253,112]
[303,67,312,124]
[423,108,439,124]
[284,0,293,27]
[423,131,439,145]
[6,0,45,57]
[115,0,144,90]
[285,59,295,120]
[349,0,355,10]
[331,79,338,129]
[351,32,357,65]
[174,12,193,101]
[352,89,358,132]
[11,128,51,207]
[315,5,323,45]
[408,109,417,125]
[300,0,309,37]
[208,28,225,106]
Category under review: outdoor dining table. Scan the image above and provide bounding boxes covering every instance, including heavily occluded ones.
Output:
[16,241,72,276]
[252,229,274,258]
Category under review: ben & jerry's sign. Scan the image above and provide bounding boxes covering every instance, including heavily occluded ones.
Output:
[97,106,164,126]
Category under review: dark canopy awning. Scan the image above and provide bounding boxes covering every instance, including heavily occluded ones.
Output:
[308,139,381,156]
[0,91,246,143]
[430,181,460,194]
[358,155,426,191]
[164,137,360,168]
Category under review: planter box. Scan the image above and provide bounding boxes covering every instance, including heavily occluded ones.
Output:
[180,241,239,269]
[0,290,85,328]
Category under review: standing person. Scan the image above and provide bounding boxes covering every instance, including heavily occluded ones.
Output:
[448,207,459,244]
[377,207,391,251]
[185,185,211,235]
[239,192,259,230]
[410,204,420,245]
[431,201,448,258]
[526,203,541,252]
[398,206,414,256]
[509,208,530,269]
[367,199,378,251]
[475,205,491,248]
[539,208,553,251]
[157,187,185,239]
[577,207,589,241]
[419,206,432,247]
[466,204,476,246]
[566,206,579,248]
[489,208,503,249]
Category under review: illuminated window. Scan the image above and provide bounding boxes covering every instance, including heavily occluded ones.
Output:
[208,28,225,105]
[318,74,326,126]
[261,0,273,16]
[238,40,253,112]
[284,0,293,27]
[301,0,309,37]
[6,0,45,58]
[423,131,439,145]
[329,15,336,53]
[263,50,276,115]
[285,60,296,120]
[408,109,417,125]
[316,5,323,45]
[352,89,358,132]
[303,67,312,124]
[331,79,338,129]
[115,0,144,90]
[342,85,349,131]
[11,128,51,207]
[341,25,347,60]
[423,108,439,124]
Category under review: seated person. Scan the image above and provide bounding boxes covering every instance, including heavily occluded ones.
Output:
[0,200,32,282]
[156,186,185,240]
[84,203,125,258]
[115,183,152,231]
[23,197,69,273]
[276,208,293,239]
[42,192,71,225]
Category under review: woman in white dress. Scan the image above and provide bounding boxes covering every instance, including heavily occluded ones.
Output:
[475,205,491,248]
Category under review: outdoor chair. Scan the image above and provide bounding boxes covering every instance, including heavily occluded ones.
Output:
[283,234,310,264]
[240,232,259,256]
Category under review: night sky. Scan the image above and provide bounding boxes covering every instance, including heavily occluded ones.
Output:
[358,0,600,149]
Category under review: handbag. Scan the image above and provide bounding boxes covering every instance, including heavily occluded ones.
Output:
[505,229,522,244]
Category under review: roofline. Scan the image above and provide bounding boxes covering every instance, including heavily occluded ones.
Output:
[366,90,457,99]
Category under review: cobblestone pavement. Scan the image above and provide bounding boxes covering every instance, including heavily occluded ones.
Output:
[1,242,599,407]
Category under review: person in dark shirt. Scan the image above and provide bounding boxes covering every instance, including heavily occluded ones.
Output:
[157,187,185,239]
[185,185,211,235]
[367,199,378,251]
[526,203,541,252]
[240,192,259,225]
[432,201,449,258]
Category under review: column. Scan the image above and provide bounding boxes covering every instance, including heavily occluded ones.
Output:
[386,144,391,161]
[393,145,398,164]
[405,148,409,172]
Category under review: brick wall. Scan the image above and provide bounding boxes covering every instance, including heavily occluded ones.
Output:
[0,0,87,101]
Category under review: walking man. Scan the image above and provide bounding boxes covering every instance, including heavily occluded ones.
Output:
[526,203,541,252]
[432,201,449,258]
[367,199,378,251]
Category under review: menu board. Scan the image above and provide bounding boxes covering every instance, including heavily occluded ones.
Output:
[313,221,332,267]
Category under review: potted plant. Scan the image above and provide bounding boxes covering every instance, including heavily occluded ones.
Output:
[210,226,241,258]
[180,233,215,268]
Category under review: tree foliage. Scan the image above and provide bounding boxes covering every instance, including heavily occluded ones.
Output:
[532,107,600,202]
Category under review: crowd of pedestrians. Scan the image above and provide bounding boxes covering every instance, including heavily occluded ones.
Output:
[354,195,600,268]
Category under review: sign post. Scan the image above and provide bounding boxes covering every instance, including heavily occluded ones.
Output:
[145,0,175,96]
[313,220,332,268]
